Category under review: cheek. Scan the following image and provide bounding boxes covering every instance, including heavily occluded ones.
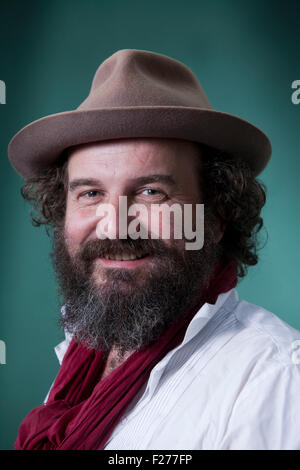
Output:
[64,204,100,250]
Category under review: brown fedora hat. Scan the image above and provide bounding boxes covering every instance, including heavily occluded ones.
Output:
[8,48,271,178]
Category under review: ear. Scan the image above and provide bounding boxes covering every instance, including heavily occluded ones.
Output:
[215,217,226,243]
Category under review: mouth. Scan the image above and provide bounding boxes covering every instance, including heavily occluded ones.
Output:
[96,251,151,268]
[102,250,149,261]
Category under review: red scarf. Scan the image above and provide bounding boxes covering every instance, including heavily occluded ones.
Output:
[15,259,237,450]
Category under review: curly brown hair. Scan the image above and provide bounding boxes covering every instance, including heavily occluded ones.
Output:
[20,143,267,278]
[201,145,267,277]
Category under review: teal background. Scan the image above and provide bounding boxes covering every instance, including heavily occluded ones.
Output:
[0,0,299,450]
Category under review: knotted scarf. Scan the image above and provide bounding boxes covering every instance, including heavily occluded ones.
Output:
[15,259,237,450]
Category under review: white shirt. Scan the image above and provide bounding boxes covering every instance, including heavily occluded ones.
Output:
[48,289,300,450]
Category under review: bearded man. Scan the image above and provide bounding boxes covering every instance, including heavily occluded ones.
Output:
[8,49,300,450]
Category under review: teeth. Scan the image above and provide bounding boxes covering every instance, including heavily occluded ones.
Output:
[103,252,147,261]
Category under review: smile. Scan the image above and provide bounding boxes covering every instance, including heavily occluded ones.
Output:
[97,253,151,269]
[103,251,149,261]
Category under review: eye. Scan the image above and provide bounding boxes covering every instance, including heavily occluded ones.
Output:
[141,188,161,196]
[79,190,101,199]
[86,190,99,197]
[137,187,168,203]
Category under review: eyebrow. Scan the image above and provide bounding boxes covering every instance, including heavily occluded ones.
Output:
[68,174,176,192]
[69,178,102,192]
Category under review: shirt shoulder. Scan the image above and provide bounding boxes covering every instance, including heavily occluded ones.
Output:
[214,297,300,449]
[232,297,300,366]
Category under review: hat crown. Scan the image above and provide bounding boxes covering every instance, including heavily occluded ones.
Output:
[78,49,212,110]
[8,48,271,179]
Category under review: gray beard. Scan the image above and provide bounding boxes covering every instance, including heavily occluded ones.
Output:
[50,221,221,357]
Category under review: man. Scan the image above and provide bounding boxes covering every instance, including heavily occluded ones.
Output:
[8,49,300,450]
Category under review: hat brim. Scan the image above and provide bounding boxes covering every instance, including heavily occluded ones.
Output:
[8,106,271,178]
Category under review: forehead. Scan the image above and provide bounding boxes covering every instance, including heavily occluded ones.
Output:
[66,138,201,181]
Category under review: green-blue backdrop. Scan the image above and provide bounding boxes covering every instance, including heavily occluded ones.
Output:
[0,0,299,450]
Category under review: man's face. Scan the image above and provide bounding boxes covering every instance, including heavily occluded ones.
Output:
[52,138,222,355]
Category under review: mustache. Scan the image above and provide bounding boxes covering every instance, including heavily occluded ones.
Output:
[79,237,173,262]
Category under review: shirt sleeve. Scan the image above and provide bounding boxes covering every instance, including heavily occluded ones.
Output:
[216,361,300,450]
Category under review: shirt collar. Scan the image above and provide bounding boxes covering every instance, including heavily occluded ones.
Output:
[142,288,239,397]
[182,288,238,345]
